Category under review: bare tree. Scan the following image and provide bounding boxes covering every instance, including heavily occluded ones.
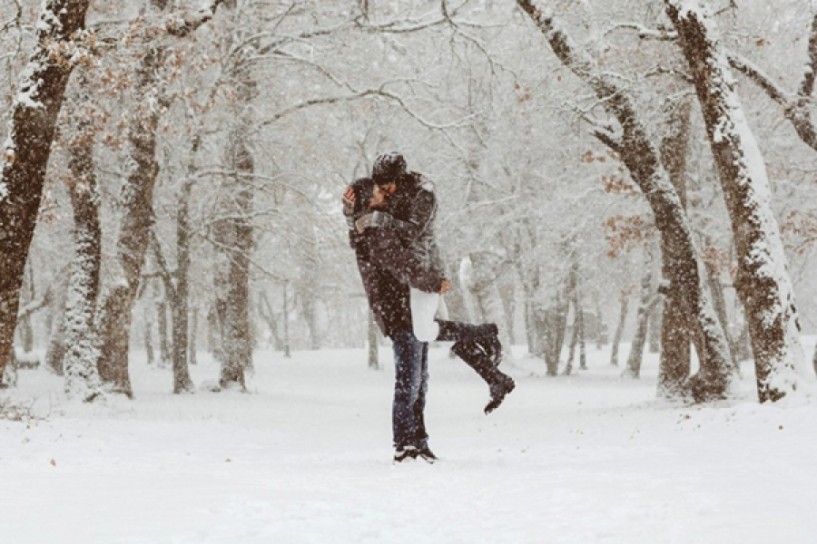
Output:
[517,1,733,400]
[95,0,226,396]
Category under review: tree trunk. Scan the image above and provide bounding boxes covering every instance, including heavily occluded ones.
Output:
[543,286,569,376]
[258,291,283,351]
[168,134,200,392]
[625,247,655,379]
[215,122,255,389]
[517,2,732,400]
[666,1,806,402]
[157,295,170,366]
[705,258,739,375]
[62,102,103,401]
[647,301,662,354]
[577,304,587,370]
[564,309,578,376]
[0,0,92,383]
[95,42,167,397]
[282,282,291,359]
[188,306,198,366]
[18,262,35,353]
[610,291,629,367]
[658,97,692,396]
[144,310,155,367]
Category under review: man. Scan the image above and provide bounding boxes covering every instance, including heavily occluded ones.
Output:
[344,176,435,463]
[344,153,515,463]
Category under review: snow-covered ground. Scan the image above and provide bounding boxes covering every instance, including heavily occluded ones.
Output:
[2,342,817,544]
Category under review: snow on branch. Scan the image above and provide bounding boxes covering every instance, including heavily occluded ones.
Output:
[258,87,472,132]
[727,51,817,152]
[605,21,678,41]
[727,53,791,106]
[797,13,817,98]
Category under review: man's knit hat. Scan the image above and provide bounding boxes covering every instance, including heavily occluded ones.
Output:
[372,152,406,186]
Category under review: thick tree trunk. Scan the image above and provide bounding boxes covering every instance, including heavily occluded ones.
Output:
[667,1,806,402]
[62,105,103,401]
[658,97,692,396]
[517,2,732,400]
[168,136,200,392]
[95,43,166,397]
[215,127,255,389]
[0,0,91,384]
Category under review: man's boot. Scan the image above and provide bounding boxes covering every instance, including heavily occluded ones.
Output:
[451,339,515,415]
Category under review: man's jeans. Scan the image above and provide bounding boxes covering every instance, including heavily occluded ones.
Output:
[391,329,429,449]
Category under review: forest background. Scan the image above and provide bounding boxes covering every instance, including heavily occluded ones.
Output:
[2,0,817,404]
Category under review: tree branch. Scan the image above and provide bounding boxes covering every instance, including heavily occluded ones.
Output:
[149,230,177,301]
[797,13,817,98]
[727,52,791,106]
[605,21,678,41]
[165,0,227,37]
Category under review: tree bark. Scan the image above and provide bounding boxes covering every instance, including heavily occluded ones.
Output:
[658,97,692,396]
[215,116,255,389]
[0,0,92,383]
[62,102,103,401]
[168,135,201,391]
[666,1,806,402]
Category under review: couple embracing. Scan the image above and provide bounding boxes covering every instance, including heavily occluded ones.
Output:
[343,153,515,464]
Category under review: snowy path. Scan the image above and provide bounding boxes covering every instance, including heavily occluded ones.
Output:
[2,346,817,543]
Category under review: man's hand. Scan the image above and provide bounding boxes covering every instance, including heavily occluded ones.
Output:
[440,279,451,294]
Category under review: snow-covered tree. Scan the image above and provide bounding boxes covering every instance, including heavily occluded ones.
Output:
[0,0,93,386]
[665,0,809,402]
[516,0,733,399]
